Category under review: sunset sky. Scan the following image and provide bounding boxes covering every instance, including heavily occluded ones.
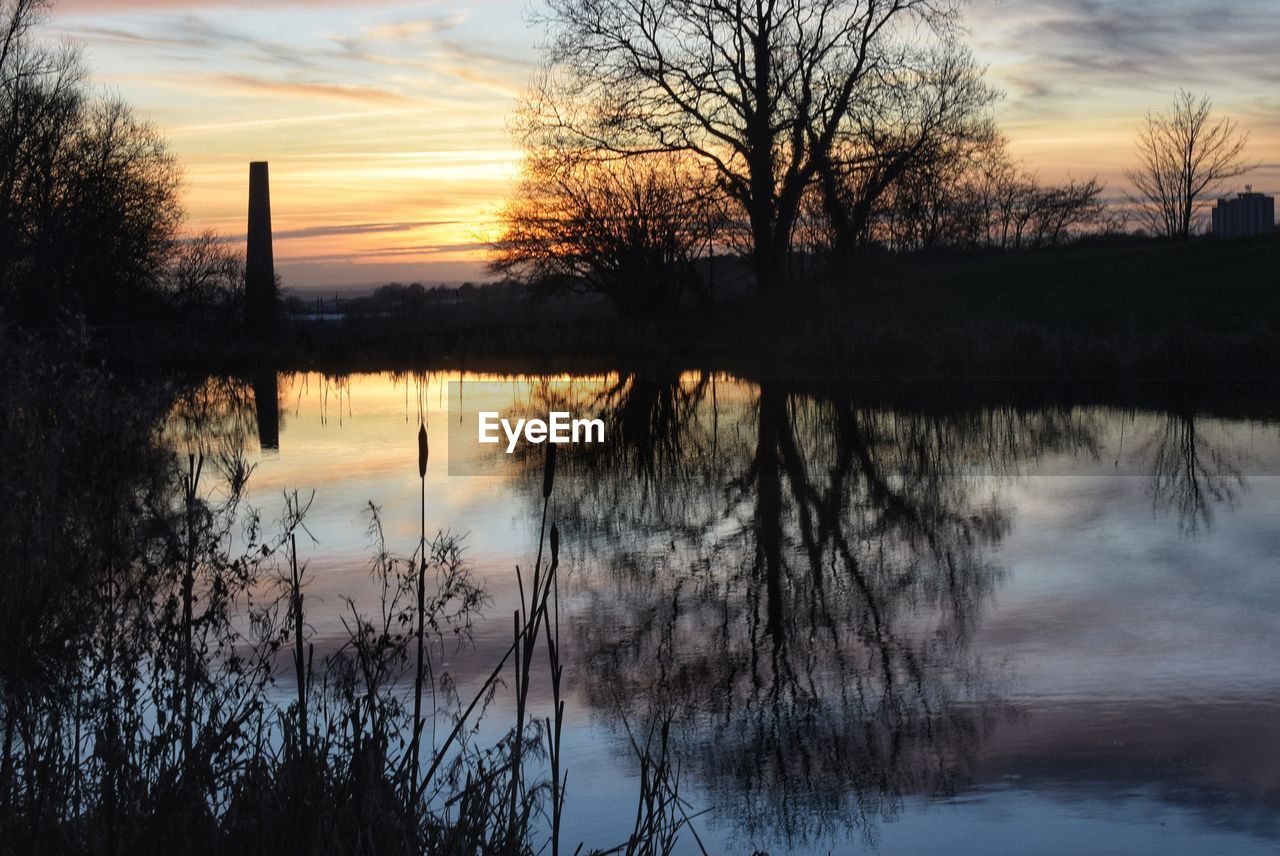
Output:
[43,0,1280,290]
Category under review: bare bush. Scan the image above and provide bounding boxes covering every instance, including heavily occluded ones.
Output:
[491,151,724,316]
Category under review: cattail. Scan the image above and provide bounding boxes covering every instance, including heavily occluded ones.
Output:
[418,422,428,478]
[542,442,556,498]
[549,524,559,565]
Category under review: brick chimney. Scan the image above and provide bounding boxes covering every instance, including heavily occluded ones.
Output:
[245,161,276,336]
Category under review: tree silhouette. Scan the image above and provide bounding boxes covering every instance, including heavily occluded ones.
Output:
[490,151,723,316]
[527,0,960,291]
[1125,90,1252,241]
[809,43,998,270]
[1,0,183,325]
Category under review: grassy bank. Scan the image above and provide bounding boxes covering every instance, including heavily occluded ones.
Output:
[854,233,1280,335]
[107,235,1280,380]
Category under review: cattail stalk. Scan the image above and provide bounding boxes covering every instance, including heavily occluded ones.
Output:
[545,523,564,856]
[409,422,428,797]
[290,534,307,764]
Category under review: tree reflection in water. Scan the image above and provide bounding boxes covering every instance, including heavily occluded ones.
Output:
[6,365,1258,852]
[529,375,1106,846]
[1144,410,1244,534]
[160,372,1256,849]
[168,371,1253,850]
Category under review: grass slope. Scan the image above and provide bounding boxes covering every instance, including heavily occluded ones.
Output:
[875,235,1280,334]
[686,236,1280,379]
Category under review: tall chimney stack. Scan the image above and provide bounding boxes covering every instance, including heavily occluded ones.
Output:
[245,161,276,336]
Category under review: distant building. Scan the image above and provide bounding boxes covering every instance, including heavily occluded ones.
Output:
[1212,188,1275,239]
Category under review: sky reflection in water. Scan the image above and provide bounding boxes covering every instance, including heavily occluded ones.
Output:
[165,372,1280,854]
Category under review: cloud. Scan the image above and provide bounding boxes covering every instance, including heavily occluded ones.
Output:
[210,221,463,245]
[164,106,435,135]
[53,18,237,49]
[363,16,469,41]
[53,0,401,9]
[49,12,342,75]
[284,241,490,262]
[324,17,532,97]
[969,0,1280,104]
[274,220,458,240]
[214,74,414,105]
[51,1,533,106]
[276,258,490,289]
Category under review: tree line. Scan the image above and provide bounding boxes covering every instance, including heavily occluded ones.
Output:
[490,0,1257,315]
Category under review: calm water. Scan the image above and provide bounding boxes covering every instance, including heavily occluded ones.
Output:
[167,372,1280,854]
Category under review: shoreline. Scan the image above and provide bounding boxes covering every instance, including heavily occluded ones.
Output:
[17,234,1279,384]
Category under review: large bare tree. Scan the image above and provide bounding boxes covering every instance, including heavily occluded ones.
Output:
[530,0,959,290]
[1125,90,1252,241]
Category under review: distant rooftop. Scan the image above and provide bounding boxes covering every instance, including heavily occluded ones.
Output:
[1218,185,1273,201]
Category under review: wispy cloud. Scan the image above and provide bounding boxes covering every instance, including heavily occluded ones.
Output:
[54,0,401,9]
[285,241,490,262]
[54,16,240,49]
[164,107,435,135]
[274,220,458,240]
[363,16,469,41]
[971,0,1280,105]
[214,74,414,105]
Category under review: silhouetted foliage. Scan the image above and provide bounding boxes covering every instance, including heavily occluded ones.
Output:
[0,0,183,326]
[164,230,245,331]
[884,151,1110,252]
[491,151,724,316]
[0,347,711,855]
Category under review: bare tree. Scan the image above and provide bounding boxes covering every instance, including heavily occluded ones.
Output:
[810,42,998,268]
[1125,90,1252,240]
[0,0,43,75]
[165,230,244,329]
[529,0,959,291]
[867,131,1108,253]
[490,150,723,316]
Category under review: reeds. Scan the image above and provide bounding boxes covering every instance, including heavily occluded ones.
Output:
[0,362,703,855]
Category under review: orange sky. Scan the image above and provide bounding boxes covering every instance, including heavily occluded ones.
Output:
[44,0,1280,290]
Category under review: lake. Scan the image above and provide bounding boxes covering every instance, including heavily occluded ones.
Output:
[164,370,1280,854]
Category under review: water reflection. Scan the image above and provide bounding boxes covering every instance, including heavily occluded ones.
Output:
[1145,410,1245,533]
[11,370,1271,852]
[165,374,258,455]
[517,378,1115,845]
[253,370,280,451]
[448,373,1273,849]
